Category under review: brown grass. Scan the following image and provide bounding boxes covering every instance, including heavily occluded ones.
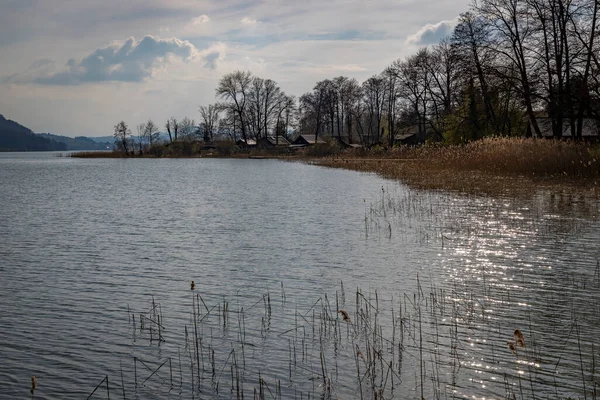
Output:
[70,150,129,158]
[313,138,600,196]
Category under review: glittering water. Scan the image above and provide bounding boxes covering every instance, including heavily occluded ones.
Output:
[0,152,599,399]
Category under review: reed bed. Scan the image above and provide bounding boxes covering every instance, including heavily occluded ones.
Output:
[98,276,600,399]
[315,138,600,195]
[71,150,129,158]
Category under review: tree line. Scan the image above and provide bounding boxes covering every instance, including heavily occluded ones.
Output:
[115,0,599,151]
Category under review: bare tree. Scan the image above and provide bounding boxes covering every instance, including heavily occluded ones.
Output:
[274,95,296,139]
[113,121,131,154]
[362,75,386,145]
[300,80,330,142]
[216,71,253,143]
[179,117,197,141]
[165,117,179,143]
[476,0,542,137]
[199,104,221,142]
[144,119,160,146]
[451,12,498,131]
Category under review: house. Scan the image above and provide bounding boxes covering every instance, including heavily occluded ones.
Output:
[292,134,327,146]
[530,115,599,138]
[235,139,257,148]
[393,125,442,146]
[256,136,291,147]
[331,135,362,149]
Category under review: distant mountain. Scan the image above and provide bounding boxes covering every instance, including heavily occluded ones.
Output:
[37,133,111,151]
[0,114,115,151]
[0,114,67,151]
[87,136,114,144]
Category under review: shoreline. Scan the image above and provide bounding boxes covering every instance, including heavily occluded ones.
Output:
[70,137,600,197]
[310,157,600,198]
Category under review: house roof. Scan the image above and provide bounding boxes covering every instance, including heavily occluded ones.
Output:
[394,133,417,141]
[264,136,291,145]
[236,139,257,145]
[295,134,327,144]
[393,124,439,141]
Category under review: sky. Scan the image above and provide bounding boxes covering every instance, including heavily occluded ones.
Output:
[0,0,469,137]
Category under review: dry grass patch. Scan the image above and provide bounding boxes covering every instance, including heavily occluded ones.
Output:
[313,138,600,196]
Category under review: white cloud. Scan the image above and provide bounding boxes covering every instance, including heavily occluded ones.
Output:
[406,19,458,45]
[197,42,227,69]
[183,14,213,36]
[3,36,227,85]
[240,17,259,26]
[191,14,210,25]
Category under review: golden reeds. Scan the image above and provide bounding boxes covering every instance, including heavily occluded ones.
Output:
[315,138,600,195]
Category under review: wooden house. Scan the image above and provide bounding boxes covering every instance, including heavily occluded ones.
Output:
[256,136,291,148]
[292,134,327,146]
[394,125,443,146]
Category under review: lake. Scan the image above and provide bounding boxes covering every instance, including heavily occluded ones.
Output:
[0,152,599,399]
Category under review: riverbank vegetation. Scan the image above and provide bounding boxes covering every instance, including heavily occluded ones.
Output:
[316,138,600,194]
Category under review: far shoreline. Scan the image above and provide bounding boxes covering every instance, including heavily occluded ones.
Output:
[69,137,600,198]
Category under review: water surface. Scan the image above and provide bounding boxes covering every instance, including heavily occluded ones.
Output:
[0,152,599,399]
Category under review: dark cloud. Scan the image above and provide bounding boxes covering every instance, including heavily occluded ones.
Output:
[33,35,197,85]
[407,19,457,45]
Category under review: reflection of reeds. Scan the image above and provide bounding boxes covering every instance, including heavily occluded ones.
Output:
[88,270,600,399]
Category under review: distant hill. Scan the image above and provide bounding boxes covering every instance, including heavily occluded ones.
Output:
[37,133,111,151]
[0,114,66,151]
[87,136,114,144]
[0,114,114,151]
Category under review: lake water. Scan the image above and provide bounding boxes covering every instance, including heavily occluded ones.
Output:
[1,152,599,399]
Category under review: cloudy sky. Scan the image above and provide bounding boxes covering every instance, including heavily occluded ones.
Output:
[0,0,468,137]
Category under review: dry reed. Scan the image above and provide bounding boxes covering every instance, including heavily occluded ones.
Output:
[314,138,600,195]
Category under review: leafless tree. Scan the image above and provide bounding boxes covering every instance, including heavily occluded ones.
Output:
[300,80,330,142]
[199,104,221,142]
[476,0,542,137]
[179,117,197,141]
[165,117,179,143]
[144,119,159,146]
[216,70,253,143]
[113,121,131,154]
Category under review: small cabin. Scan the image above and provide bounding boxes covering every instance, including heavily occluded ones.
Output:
[235,139,257,148]
[394,125,442,146]
[292,134,327,146]
[332,136,362,148]
[256,136,291,148]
